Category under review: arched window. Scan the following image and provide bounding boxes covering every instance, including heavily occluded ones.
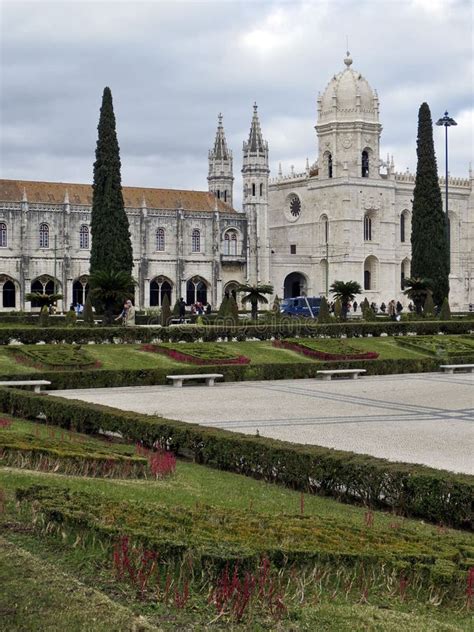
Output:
[79,225,89,249]
[186,277,207,305]
[30,277,55,307]
[2,279,16,308]
[252,183,256,196]
[223,230,238,255]
[363,256,378,291]
[217,190,221,199]
[362,150,369,177]
[72,278,89,306]
[364,215,372,241]
[0,223,7,248]
[328,153,333,178]
[150,277,172,307]
[39,223,49,248]
[259,183,263,196]
[364,270,371,290]
[224,190,227,202]
[156,228,165,251]
[400,258,410,290]
[192,229,201,253]
[319,215,329,245]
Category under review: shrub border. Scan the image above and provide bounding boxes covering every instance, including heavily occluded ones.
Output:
[1,355,474,390]
[0,319,472,345]
[0,387,472,530]
[273,339,379,360]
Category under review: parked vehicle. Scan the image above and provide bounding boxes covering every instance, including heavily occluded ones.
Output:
[280,296,321,318]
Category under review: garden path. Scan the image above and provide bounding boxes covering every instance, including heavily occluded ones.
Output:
[53,372,473,474]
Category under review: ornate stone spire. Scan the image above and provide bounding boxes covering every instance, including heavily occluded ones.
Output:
[344,50,353,67]
[212,113,230,161]
[208,113,234,206]
[247,103,266,153]
[63,188,69,204]
[22,187,28,202]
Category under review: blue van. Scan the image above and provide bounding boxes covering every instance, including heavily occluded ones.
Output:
[280,296,321,318]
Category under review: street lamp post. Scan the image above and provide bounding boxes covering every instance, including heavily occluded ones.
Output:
[436,111,457,263]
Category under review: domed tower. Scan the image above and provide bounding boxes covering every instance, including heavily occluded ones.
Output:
[316,52,382,179]
[208,114,234,206]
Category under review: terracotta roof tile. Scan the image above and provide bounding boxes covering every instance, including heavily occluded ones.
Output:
[0,179,237,213]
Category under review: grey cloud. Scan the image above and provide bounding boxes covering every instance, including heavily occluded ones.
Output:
[1,0,472,207]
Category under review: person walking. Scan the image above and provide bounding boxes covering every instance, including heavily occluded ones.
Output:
[396,300,403,315]
[123,300,135,326]
[178,297,186,323]
[353,301,358,313]
[388,300,396,321]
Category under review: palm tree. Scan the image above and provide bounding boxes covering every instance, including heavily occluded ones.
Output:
[236,283,273,321]
[330,280,362,320]
[89,269,136,324]
[25,292,63,308]
[403,277,432,315]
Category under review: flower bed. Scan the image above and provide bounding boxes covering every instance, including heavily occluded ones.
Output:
[142,343,251,365]
[12,345,100,370]
[273,338,379,361]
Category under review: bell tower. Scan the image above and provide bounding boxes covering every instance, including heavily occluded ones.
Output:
[208,113,234,206]
[242,103,270,284]
[315,53,382,179]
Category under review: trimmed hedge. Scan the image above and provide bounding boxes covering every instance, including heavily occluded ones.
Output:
[15,486,473,587]
[0,320,472,345]
[1,388,472,529]
[143,343,251,365]
[1,355,473,390]
[273,339,379,360]
[11,346,98,369]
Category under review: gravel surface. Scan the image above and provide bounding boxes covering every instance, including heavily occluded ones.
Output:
[53,372,474,474]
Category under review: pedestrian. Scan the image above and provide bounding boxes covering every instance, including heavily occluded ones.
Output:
[353,301,358,312]
[370,302,377,313]
[396,300,403,314]
[380,302,386,313]
[123,300,135,326]
[205,302,212,314]
[178,297,186,323]
[388,299,396,321]
[408,302,414,312]
[115,301,128,325]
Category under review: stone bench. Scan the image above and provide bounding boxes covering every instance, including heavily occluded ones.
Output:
[166,373,223,388]
[0,380,51,393]
[316,369,367,381]
[439,364,474,374]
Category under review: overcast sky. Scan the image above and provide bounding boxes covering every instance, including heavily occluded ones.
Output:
[1,0,472,210]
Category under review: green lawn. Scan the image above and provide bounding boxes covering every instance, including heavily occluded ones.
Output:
[0,415,470,535]
[1,336,468,375]
[1,414,473,631]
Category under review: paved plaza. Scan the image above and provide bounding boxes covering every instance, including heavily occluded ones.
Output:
[53,372,474,475]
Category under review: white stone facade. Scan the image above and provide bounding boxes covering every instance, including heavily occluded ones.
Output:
[268,54,473,310]
[0,55,472,311]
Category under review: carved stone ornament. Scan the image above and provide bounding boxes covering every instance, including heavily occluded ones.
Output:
[362,195,379,211]
[342,133,352,149]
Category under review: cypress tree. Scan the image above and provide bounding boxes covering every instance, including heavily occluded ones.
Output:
[160,294,171,327]
[90,87,133,276]
[317,296,331,323]
[411,102,449,306]
[228,296,239,325]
